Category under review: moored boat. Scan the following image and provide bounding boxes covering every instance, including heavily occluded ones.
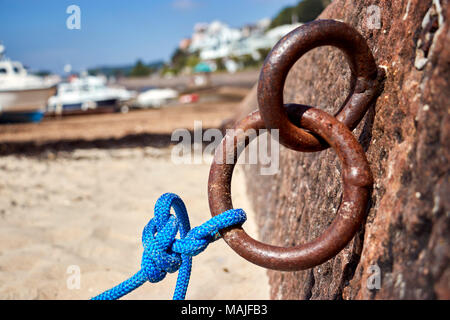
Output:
[47,75,136,115]
[0,44,57,123]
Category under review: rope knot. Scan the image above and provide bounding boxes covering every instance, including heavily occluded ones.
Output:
[140,193,191,283]
[141,215,182,282]
[92,193,247,300]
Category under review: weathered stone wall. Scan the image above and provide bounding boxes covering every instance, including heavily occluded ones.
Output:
[237,0,449,299]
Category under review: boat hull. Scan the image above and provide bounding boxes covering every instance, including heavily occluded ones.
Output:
[0,86,56,113]
[46,98,119,116]
[0,110,44,123]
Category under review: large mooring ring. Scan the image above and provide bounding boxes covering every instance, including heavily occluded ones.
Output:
[258,19,382,152]
[208,105,373,271]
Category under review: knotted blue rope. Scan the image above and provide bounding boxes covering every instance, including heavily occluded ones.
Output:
[91,193,246,300]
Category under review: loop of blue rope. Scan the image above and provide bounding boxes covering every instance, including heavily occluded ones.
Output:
[91,193,246,300]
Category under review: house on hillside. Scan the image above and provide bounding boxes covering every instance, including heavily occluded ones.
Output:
[187,20,302,72]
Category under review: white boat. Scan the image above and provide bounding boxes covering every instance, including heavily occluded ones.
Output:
[47,75,136,115]
[0,44,57,123]
[135,87,178,108]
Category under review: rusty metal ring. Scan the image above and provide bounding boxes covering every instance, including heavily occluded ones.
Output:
[208,104,373,271]
[258,19,382,152]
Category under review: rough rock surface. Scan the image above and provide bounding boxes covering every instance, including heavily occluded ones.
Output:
[237,0,449,299]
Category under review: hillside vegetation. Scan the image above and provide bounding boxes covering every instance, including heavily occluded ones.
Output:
[269,0,331,29]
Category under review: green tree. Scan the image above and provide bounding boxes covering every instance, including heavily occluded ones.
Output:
[295,0,327,22]
[170,48,188,72]
[269,0,328,29]
[129,59,151,77]
[169,48,200,74]
[257,48,272,62]
[269,6,295,29]
[214,58,226,71]
[160,64,175,76]
[240,54,260,69]
[186,54,200,69]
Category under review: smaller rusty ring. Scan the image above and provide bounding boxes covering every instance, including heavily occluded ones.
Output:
[258,19,382,152]
[208,105,373,271]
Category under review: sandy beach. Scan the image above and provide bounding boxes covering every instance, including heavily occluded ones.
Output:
[0,85,270,300]
[0,147,269,299]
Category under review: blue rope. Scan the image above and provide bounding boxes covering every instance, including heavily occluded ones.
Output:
[91,193,246,300]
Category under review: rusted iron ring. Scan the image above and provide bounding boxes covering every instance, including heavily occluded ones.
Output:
[208,104,373,271]
[258,19,383,152]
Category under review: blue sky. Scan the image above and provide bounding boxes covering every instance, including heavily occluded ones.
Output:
[0,0,298,73]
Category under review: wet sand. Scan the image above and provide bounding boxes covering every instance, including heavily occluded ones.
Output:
[0,101,241,145]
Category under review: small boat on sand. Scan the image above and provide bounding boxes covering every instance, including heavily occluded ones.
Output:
[47,75,136,115]
[0,44,57,123]
[135,87,179,108]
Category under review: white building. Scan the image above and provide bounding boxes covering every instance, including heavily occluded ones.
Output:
[189,21,242,60]
[188,20,302,71]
